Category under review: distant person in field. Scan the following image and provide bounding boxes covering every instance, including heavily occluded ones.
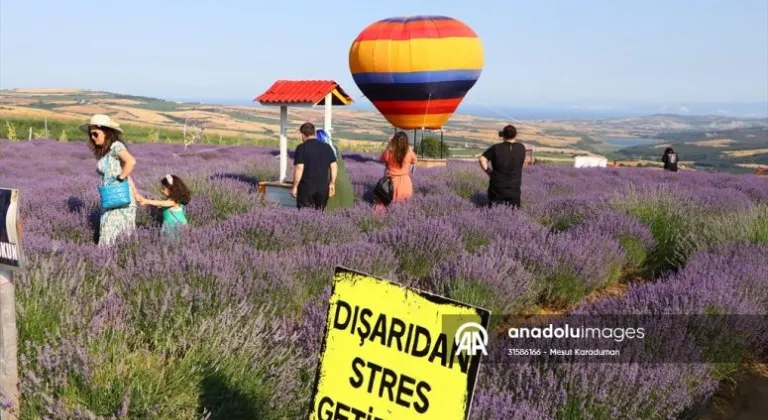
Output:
[82,114,140,246]
[138,174,190,236]
[479,124,526,208]
[375,131,418,210]
[317,129,355,210]
[662,147,679,172]
[291,122,337,210]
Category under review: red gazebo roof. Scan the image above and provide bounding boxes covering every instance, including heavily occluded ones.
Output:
[254,80,353,106]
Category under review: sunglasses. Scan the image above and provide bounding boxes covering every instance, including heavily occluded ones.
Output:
[89,130,101,139]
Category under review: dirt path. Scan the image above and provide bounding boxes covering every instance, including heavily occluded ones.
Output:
[686,364,768,419]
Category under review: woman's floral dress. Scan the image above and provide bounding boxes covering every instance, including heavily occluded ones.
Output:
[96,141,136,245]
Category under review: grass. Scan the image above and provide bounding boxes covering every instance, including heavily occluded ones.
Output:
[355,214,390,234]
[448,147,483,158]
[0,117,195,144]
[131,102,184,112]
[622,200,697,276]
[25,101,61,110]
[208,186,257,221]
[15,261,76,344]
[17,258,306,419]
[536,151,575,158]
[244,228,282,251]
[461,231,491,253]
[449,168,487,200]
[617,235,648,275]
[616,196,768,278]
[220,111,281,125]
[448,280,505,315]
[534,159,574,168]
[540,272,590,309]
[544,212,588,233]
[749,206,768,245]
[333,131,390,142]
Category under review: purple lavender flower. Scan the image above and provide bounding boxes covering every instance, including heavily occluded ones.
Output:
[4,139,767,419]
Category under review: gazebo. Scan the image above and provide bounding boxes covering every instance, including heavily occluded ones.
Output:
[254,80,353,205]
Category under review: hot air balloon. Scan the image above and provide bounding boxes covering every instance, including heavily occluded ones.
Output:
[349,16,483,131]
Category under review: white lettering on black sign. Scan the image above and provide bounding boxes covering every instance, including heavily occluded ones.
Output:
[0,242,18,262]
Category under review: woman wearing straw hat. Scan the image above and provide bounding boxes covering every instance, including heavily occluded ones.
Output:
[81,114,141,246]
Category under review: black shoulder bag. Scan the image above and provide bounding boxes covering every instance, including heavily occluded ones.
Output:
[374,175,394,205]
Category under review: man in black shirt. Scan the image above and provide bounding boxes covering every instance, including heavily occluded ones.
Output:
[291,122,337,210]
[661,147,679,172]
[478,124,526,208]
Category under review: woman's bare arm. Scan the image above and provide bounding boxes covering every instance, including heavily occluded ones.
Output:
[117,149,140,201]
[117,149,136,179]
[128,177,143,201]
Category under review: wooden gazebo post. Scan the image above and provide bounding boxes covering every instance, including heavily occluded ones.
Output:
[279,105,288,182]
[324,92,333,135]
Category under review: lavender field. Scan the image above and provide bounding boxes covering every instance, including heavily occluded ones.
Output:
[1,139,767,419]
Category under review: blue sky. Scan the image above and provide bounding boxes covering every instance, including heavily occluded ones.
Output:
[1,0,767,108]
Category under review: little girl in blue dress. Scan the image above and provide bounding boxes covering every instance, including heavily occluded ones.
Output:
[138,174,190,235]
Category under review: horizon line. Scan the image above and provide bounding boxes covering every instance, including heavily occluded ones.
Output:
[2,87,766,120]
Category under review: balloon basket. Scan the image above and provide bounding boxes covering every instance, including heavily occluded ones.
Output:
[258,181,296,208]
[412,128,450,162]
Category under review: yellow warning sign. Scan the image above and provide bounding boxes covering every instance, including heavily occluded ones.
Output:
[308,267,491,420]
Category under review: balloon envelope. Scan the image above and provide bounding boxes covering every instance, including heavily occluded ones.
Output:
[349,16,483,130]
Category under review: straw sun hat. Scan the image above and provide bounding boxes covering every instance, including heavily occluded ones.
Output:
[80,114,123,134]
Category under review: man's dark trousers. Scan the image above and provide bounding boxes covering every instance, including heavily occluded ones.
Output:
[297,187,329,210]
[487,188,521,209]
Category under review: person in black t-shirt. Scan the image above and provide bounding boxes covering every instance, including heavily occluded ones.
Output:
[291,122,338,210]
[478,124,526,208]
[661,147,679,172]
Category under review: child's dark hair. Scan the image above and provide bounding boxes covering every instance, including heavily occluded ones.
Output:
[161,175,191,205]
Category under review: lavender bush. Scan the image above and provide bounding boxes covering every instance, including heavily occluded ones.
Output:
[473,243,768,420]
[2,139,767,419]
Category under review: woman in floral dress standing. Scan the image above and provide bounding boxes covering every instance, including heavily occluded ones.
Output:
[82,114,141,246]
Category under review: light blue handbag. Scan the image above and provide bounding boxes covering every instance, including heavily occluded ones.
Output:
[98,154,131,210]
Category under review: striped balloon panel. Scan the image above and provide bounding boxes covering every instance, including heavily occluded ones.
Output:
[349,15,483,129]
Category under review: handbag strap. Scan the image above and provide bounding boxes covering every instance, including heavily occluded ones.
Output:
[102,149,118,186]
[101,154,111,186]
